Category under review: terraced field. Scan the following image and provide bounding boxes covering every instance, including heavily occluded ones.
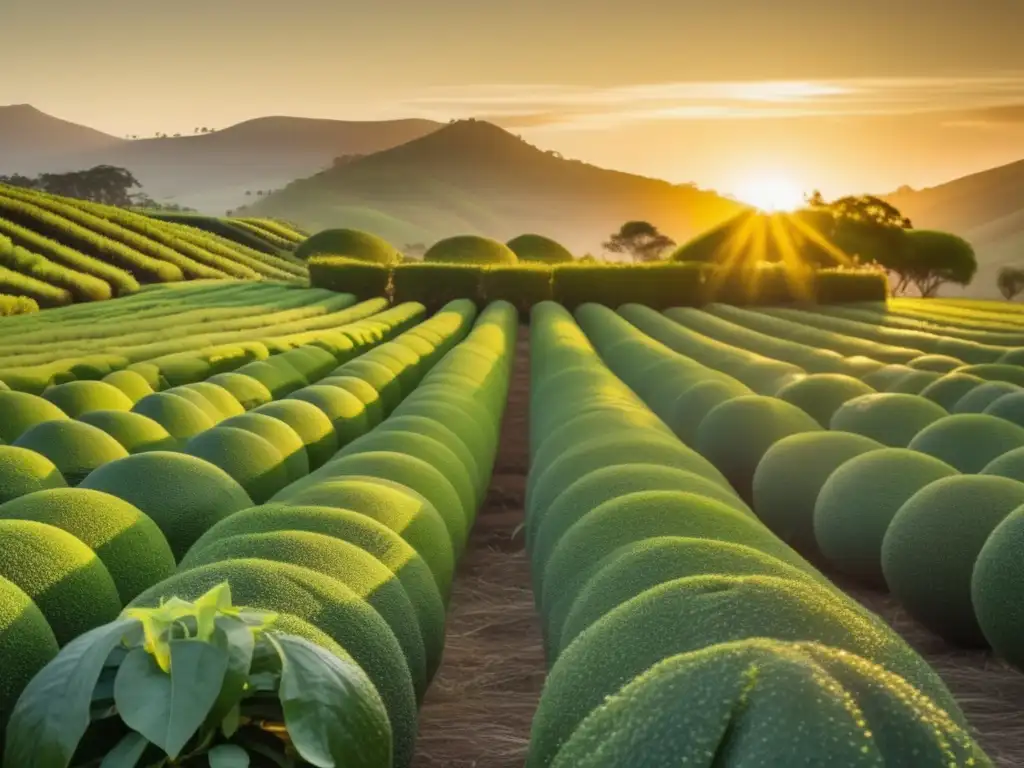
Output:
[1,288,1024,766]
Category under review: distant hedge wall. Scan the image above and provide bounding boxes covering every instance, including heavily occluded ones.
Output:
[308,257,889,313]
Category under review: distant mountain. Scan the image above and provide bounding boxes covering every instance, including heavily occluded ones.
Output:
[0,106,442,212]
[241,119,747,253]
[887,159,1024,298]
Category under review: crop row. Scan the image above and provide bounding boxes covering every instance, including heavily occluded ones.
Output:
[0,294,37,317]
[147,212,302,257]
[524,301,989,766]
[0,300,515,762]
[587,300,1024,671]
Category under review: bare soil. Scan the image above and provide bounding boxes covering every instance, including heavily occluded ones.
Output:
[413,326,1024,767]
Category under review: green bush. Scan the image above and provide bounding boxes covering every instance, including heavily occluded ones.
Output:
[547,639,985,768]
[219,412,308,483]
[666,379,752,446]
[907,354,965,373]
[163,386,225,423]
[813,268,890,302]
[774,373,876,427]
[234,359,308,398]
[295,228,400,263]
[41,381,133,418]
[13,421,128,486]
[184,427,289,504]
[551,262,707,310]
[752,431,883,554]
[424,235,517,265]
[705,262,813,305]
[392,262,482,312]
[828,393,948,447]
[178,382,245,419]
[918,372,985,410]
[288,385,370,447]
[79,451,252,559]
[506,234,573,263]
[309,256,390,300]
[882,475,1024,646]
[318,375,386,427]
[528,574,963,768]
[100,370,154,403]
[128,558,417,768]
[908,414,1024,473]
[0,446,67,505]
[814,448,959,586]
[251,400,338,470]
[954,363,1024,386]
[0,519,122,645]
[0,487,175,603]
[887,369,943,394]
[77,410,178,454]
[131,392,215,442]
[972,505,1024,669]
[0,293,40,316]
[694,395,822,501]
[480,265,553,316]
[955,381,1022,413]
[0,392,69,443]
[205,372,274,411]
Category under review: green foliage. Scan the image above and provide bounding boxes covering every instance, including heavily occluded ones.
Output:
[603,221,675,262]
[0,265,71,307]
[506,234,573,263]
[813,267,889,302]
[309,256,389,300]
[899,229,978,297]
[828,392,948,447]
[184,427,289,504]
[424,235,517,265]
[295,228,400,264]
[392,262,482,311]
[973,505,1024,670]
[41,381,133,418]
[251,400,338,470]
[0,447,67,505]
[907,414,1024,472]
[997,265,1024,300]
[0,392,70,443]
[552,262,708,310]
[132,392,216,442]
[13,420,129,486]
[4,582,393,768]
[77,410,179,454]
[480,265,553,315]
[774,373,876,426]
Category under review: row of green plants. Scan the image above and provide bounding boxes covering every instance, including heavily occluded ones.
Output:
[524,301,989,766]
[0,294,38,317]
[309,256,889,313]
[0,300,514,766]
[147,213,303,257]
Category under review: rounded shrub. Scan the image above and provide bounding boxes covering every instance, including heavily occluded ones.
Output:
[287,385,369,447]
[532,409,672,471]
[540,491,822,654]
[318,375,385,427]
[882,474,1024,646]
[394,396,496,461]
[954,363,1024,386]
[0,392,69,444]
[181,530,428,697]
[546,638,986,768]
[80,451,252,560]
[372,415,481,496]
[828,393,948,447]
[954,381,1022,413]
[13,421,128,486]
[128,558,417,768]
[695,395,822,501]
[205,372,273,411]
[0,447,67,505]
[506,234,573,263]
[235,360,308,399]
[0,488,175,603]
[333,360,402,414]
[907,354,966,373]
[982,390,1024,428]
[907,414,1024,473]
[528,574,962,768]
[775,374,875,427]
[886,369,944,395]
[184,504,445,683]
[424,235,517,265]
[861,364,916,391]
[752,431,883,554]
[41,381,133,418]
[918,372,985,411]
[179,382,245,419]
[665,379,752,447]
[132,392,215,442]
[814,448,958,586]
[278,478,456,597]
[77,410,178,454]
[295,228,400,263]
[972,505,1024,669]
[163,387,225,423]
[218,413,308,484]
[559,537,819,650]
[183,427,289,504]
[101,370,154,403]
[251,400,337,470]
[0,519,121,645]
[981,446,1024,482]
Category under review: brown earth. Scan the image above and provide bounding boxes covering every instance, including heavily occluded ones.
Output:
[412,326,1024,767]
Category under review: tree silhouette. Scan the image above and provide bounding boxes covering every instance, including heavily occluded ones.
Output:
[998,266,1024,300]
[603,221,676,262]
[2,165,143,207]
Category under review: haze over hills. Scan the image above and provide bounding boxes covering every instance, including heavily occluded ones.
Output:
[0,105,442,212]
[239,119,748,253]
[887,159,1024,297]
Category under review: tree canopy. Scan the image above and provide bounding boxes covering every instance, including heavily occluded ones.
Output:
[0,165,143,207]
[998,266,1024,300]
[604,221,675,262]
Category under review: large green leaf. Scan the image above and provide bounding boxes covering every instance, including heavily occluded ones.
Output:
[114,641,228,759]
[207,744,250,768]
[207,616,256,733]
[98,732,149,768]
[3,618,142,768]
[268,633,392,768]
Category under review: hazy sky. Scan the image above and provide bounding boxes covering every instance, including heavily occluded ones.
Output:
[5,0,1024,197]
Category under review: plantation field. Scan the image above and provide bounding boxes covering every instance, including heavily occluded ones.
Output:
[1,286,1024,766]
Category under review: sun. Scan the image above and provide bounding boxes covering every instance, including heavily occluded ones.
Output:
[734,176,806,213]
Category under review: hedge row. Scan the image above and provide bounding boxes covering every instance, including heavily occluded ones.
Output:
[0,294,38,317]
[524,301,987,767]
[310,256,889,312]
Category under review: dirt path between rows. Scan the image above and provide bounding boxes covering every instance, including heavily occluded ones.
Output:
[413,327,544,768]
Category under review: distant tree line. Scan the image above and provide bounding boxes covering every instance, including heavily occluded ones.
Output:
[0,164,194,211]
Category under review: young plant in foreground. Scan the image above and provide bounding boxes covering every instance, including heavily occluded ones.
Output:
[4,582,392,768]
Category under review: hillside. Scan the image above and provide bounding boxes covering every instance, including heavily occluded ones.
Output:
[0,106,442,213]
[239,120,748,253]
[887,158,1024,298]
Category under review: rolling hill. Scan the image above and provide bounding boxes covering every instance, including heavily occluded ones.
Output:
[238,119,748,254]
[0,106,442,213]
[887,158,1024,298]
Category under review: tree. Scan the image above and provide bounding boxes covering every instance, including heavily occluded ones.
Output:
[603,221,676,262]
[3,165,144,207]
[898,230,977,297]
[998,266,1024,300]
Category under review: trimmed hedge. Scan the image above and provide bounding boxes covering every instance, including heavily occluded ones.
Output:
[295,228,400,263]
[507,234,574,263]
[392,263,482,312]
[480,265,553,316]
[424,235,517,265]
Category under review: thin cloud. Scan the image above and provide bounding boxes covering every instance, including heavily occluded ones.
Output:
[400,74,1024,130]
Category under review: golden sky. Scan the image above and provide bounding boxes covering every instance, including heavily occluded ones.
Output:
[5,0,1024,198]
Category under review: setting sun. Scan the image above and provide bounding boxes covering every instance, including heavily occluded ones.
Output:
[735,176,807,212]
